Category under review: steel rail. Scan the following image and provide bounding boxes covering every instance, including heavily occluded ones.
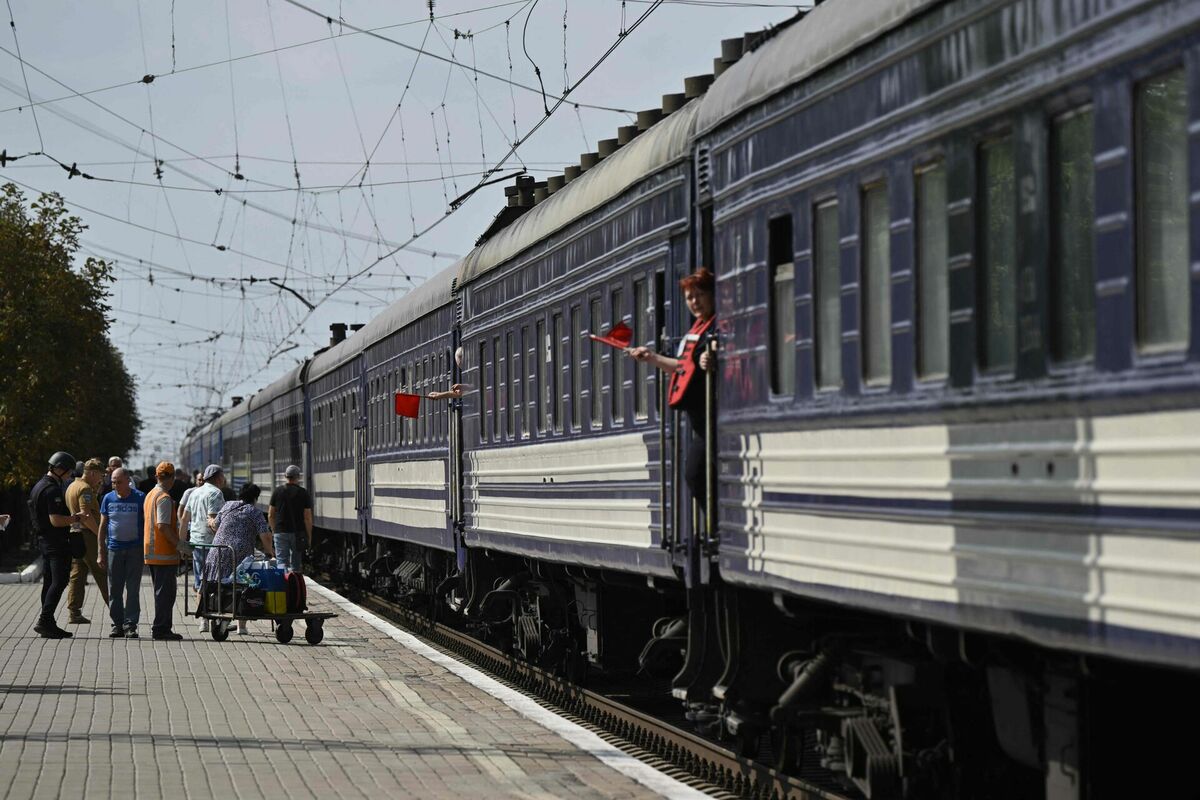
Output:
[340,587,849,800]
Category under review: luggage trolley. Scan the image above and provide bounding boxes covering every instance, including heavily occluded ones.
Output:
[186,543,336,645]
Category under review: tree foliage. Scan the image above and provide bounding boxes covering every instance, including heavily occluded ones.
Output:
[0,183,141,487]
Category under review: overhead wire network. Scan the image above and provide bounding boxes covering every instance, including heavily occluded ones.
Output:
[0,0,790,461]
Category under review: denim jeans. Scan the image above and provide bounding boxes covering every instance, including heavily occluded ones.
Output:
[273,532,302,572]
[192,549,207,591]
[107,547,144,629]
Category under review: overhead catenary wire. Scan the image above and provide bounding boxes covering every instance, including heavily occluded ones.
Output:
[259,0,667,366]
[0,69,457,257]
[5,0,42,149]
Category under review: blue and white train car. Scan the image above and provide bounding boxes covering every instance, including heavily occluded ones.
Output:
[248,362,308,506]
[308,336,363,536]
[358,265,457,556]
[692,0,1200,795]
[455,100,699,580]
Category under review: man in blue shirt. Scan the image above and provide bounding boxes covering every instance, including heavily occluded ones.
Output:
[98,468,146,639]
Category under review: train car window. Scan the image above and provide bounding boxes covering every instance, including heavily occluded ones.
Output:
[571,305,583,430]
[508,332,519,441]
[419,359,427,443]
[590,298,603,426]
[478,343,488,443]
[814,200,842,389]
[1136,69,1190,352]
[611,288,625,424]
[768,215,796,396]
[553,313,565,433]
[521,327,533,439]
[536,320,547,433]
[400,367,408,446]
[979,136,1017,372]
[916,163,949,378]
[633,280,650,419]
[862,183,892,386]
[1052,106,1096,363]
[497,335,507,442]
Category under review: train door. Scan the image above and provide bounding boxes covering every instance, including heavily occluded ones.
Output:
[354,424,368,541]
[354,361,370,543]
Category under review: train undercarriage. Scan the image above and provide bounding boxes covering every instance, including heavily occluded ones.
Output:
[313,526,1191,800]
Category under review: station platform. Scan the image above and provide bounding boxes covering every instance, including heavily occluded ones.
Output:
[0,576,703,800]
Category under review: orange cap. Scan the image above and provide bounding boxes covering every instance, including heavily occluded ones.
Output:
[155,461,176,478]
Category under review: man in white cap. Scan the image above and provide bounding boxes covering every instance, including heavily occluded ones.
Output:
[179,464,227,631]
[268,465,312,573]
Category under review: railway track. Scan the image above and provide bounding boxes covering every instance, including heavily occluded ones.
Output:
[330,581,851,800]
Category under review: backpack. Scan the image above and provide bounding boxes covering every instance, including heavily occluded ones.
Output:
[284,571,307,614]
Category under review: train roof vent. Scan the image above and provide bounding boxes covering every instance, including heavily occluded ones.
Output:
[696,144,712,200]
[684,74,714,99]
[617,125,639,145]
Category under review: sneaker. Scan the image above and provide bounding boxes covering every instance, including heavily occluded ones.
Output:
[125,626,139,639]
[152,630,184,641]
[236,622,249,635]
[68,614,90,625]
[198,619,210,633]
[33,622,69,639]
[109,626,125,638]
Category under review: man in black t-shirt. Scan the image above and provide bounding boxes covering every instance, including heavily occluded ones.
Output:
[29,451,86,638]
[268,465,313,574]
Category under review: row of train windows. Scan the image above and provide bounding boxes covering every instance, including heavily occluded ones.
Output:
[767,69,1190,394]
[366,350,450,449]
[478,278,657,444]
[312,391,354,462]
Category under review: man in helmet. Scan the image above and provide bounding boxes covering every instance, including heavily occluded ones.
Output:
[28,452,87,638]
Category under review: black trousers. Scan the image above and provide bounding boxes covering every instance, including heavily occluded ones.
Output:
[149,565,177,634]
[37,539,72,625]
[685,433,708,508]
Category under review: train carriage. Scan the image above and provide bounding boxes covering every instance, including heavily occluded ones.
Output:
[247,362,309,506]
[455,99,701,580]
[358,264,457,555]
[691,0,1200,795]
[308,338,363,535]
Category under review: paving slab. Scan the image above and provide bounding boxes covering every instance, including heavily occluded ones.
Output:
[0,576,702,800]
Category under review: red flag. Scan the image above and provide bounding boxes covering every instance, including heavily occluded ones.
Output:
[394,392,421,418]
[588,320,633,350]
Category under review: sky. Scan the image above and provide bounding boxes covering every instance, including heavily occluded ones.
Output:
[1,0,799,465]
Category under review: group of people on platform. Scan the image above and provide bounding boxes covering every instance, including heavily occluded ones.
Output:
[26,453,313,640]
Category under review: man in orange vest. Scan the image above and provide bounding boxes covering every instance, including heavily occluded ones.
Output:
[144,461,184,641]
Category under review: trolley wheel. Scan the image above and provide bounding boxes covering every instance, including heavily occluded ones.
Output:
[304,619,324,645]
[275,622,294,644]
[210,620,229,642]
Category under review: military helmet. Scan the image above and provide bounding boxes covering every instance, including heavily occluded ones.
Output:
[48,451,76,472]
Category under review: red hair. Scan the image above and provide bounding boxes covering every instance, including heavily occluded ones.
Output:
[679,267,714,294]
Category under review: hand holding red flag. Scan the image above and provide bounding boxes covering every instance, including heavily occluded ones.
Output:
[588,320,633,351]
[394,392,421,418]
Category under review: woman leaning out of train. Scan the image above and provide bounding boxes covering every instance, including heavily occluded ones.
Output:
[629,267,716,507]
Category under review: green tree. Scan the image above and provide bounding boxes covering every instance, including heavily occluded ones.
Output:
[0,183,141,487]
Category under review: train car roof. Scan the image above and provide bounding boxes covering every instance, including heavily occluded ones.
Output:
[212,396,252,428]
[695,0,938,136]
[456,98,701,287]
[308,261,457,380]
[248,361,306,413]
